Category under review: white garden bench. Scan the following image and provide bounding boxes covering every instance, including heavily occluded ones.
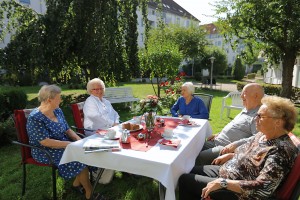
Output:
[104,87,139,106]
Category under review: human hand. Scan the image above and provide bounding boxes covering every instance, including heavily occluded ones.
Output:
[211,153,234,165]
[201,179,222,199]
[220,143,236,155]
[207,135,216,141]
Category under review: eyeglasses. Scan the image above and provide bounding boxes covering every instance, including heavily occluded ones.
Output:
[255,114,275,120]
[92,88,104,91]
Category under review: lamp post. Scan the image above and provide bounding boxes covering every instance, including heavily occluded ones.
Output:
[209,56,215,89]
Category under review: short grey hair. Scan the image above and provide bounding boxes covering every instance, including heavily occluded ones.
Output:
[86,78,105,94]
[38,84,61,102]
[182,82,195,95]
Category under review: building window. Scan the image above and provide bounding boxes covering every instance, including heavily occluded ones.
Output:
[20,0,30,4]
[141,33,144,42]
[176,17,180,24]
[185,20,190,27]
[149,20,155,27]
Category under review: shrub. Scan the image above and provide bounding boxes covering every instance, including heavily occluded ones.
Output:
[0,89,27,122]
[247,73,256,79]
[194,72,202,81]
[231,57,245,80]
[0,89,27,146]
[236,82,299,102]
[0,117,16,147]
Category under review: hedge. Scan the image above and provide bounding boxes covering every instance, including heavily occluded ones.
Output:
[236,82,300,102]
[0,89,27,147]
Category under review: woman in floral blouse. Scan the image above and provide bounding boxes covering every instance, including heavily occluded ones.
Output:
[178,96,298,200]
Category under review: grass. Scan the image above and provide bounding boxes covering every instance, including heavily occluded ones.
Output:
[0,82,299,200]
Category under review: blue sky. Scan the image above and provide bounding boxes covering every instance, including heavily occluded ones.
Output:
[173,0,218,24]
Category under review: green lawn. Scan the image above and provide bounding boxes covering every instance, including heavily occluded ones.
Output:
[0,83,299,200]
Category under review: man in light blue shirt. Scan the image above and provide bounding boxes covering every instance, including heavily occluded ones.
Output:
[196,83,264,165]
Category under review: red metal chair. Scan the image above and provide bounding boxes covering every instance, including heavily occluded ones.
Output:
[276,132,300,200]
[70,101,86,134]
[13,109,57,200]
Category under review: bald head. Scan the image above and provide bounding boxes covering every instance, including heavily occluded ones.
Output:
[241,83,264,110]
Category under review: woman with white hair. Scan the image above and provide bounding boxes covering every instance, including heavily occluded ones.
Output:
[170,82,209,119]
[83,78,120,135]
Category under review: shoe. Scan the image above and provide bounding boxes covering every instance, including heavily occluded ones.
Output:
[72,185,84,194]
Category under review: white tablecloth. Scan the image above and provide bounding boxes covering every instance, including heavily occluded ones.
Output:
[60,118,212,200]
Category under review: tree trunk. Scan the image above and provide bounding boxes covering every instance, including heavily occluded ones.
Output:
[281,53,296,98]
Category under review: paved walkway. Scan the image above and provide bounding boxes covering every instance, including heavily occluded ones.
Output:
[193,82,238,92]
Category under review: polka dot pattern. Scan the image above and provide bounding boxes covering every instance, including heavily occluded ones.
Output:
[26,108,86,179]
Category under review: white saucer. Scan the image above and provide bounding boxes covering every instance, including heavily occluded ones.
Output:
[104,136,119,140]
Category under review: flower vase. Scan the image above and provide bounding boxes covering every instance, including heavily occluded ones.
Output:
[144,112,156,137]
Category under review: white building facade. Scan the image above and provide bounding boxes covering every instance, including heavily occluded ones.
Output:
[202,23,246,70]
[0,0,46,49]
[136,0,199,47]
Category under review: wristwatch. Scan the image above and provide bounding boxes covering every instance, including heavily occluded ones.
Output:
[220,178,228,188]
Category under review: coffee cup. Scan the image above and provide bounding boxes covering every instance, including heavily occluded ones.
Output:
[106,129,116,139]
[162,128,173,138]
[182,115,190,124]
[182,115,190,120]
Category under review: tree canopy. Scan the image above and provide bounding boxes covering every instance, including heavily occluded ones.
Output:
[0,0,141,85]
[215,0,300,97]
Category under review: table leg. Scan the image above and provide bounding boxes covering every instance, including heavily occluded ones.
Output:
[159,182,166,200]
[91,168,104,200]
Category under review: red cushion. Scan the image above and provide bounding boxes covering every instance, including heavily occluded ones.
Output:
[14,109,32,161]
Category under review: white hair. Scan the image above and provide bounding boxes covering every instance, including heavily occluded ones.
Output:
[182,82,195,95]
[38,84,61,102]
[86,78,105,94]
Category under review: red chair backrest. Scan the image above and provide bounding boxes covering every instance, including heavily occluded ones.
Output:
[14,109,34,163]
[276,132,300,200]
[70,102,85,134]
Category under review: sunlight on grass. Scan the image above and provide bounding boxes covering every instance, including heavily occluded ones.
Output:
[1,82,299,200]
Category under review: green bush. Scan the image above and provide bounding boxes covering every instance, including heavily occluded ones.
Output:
[0,89,27,122]
[247,73,256,79]
[231,57,245,80]
[236,82,300,102]
[0,89,27,146]
[0,118,16,147]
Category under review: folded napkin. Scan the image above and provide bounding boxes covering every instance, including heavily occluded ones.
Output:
[95,129,107,135]
[159,139,181,148]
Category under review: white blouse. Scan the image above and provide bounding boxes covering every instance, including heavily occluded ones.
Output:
[83,95,120,135]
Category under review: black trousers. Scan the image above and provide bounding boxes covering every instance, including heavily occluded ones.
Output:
[178,165,239,200]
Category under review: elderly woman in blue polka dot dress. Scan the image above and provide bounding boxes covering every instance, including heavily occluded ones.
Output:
[26,85,95,200]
